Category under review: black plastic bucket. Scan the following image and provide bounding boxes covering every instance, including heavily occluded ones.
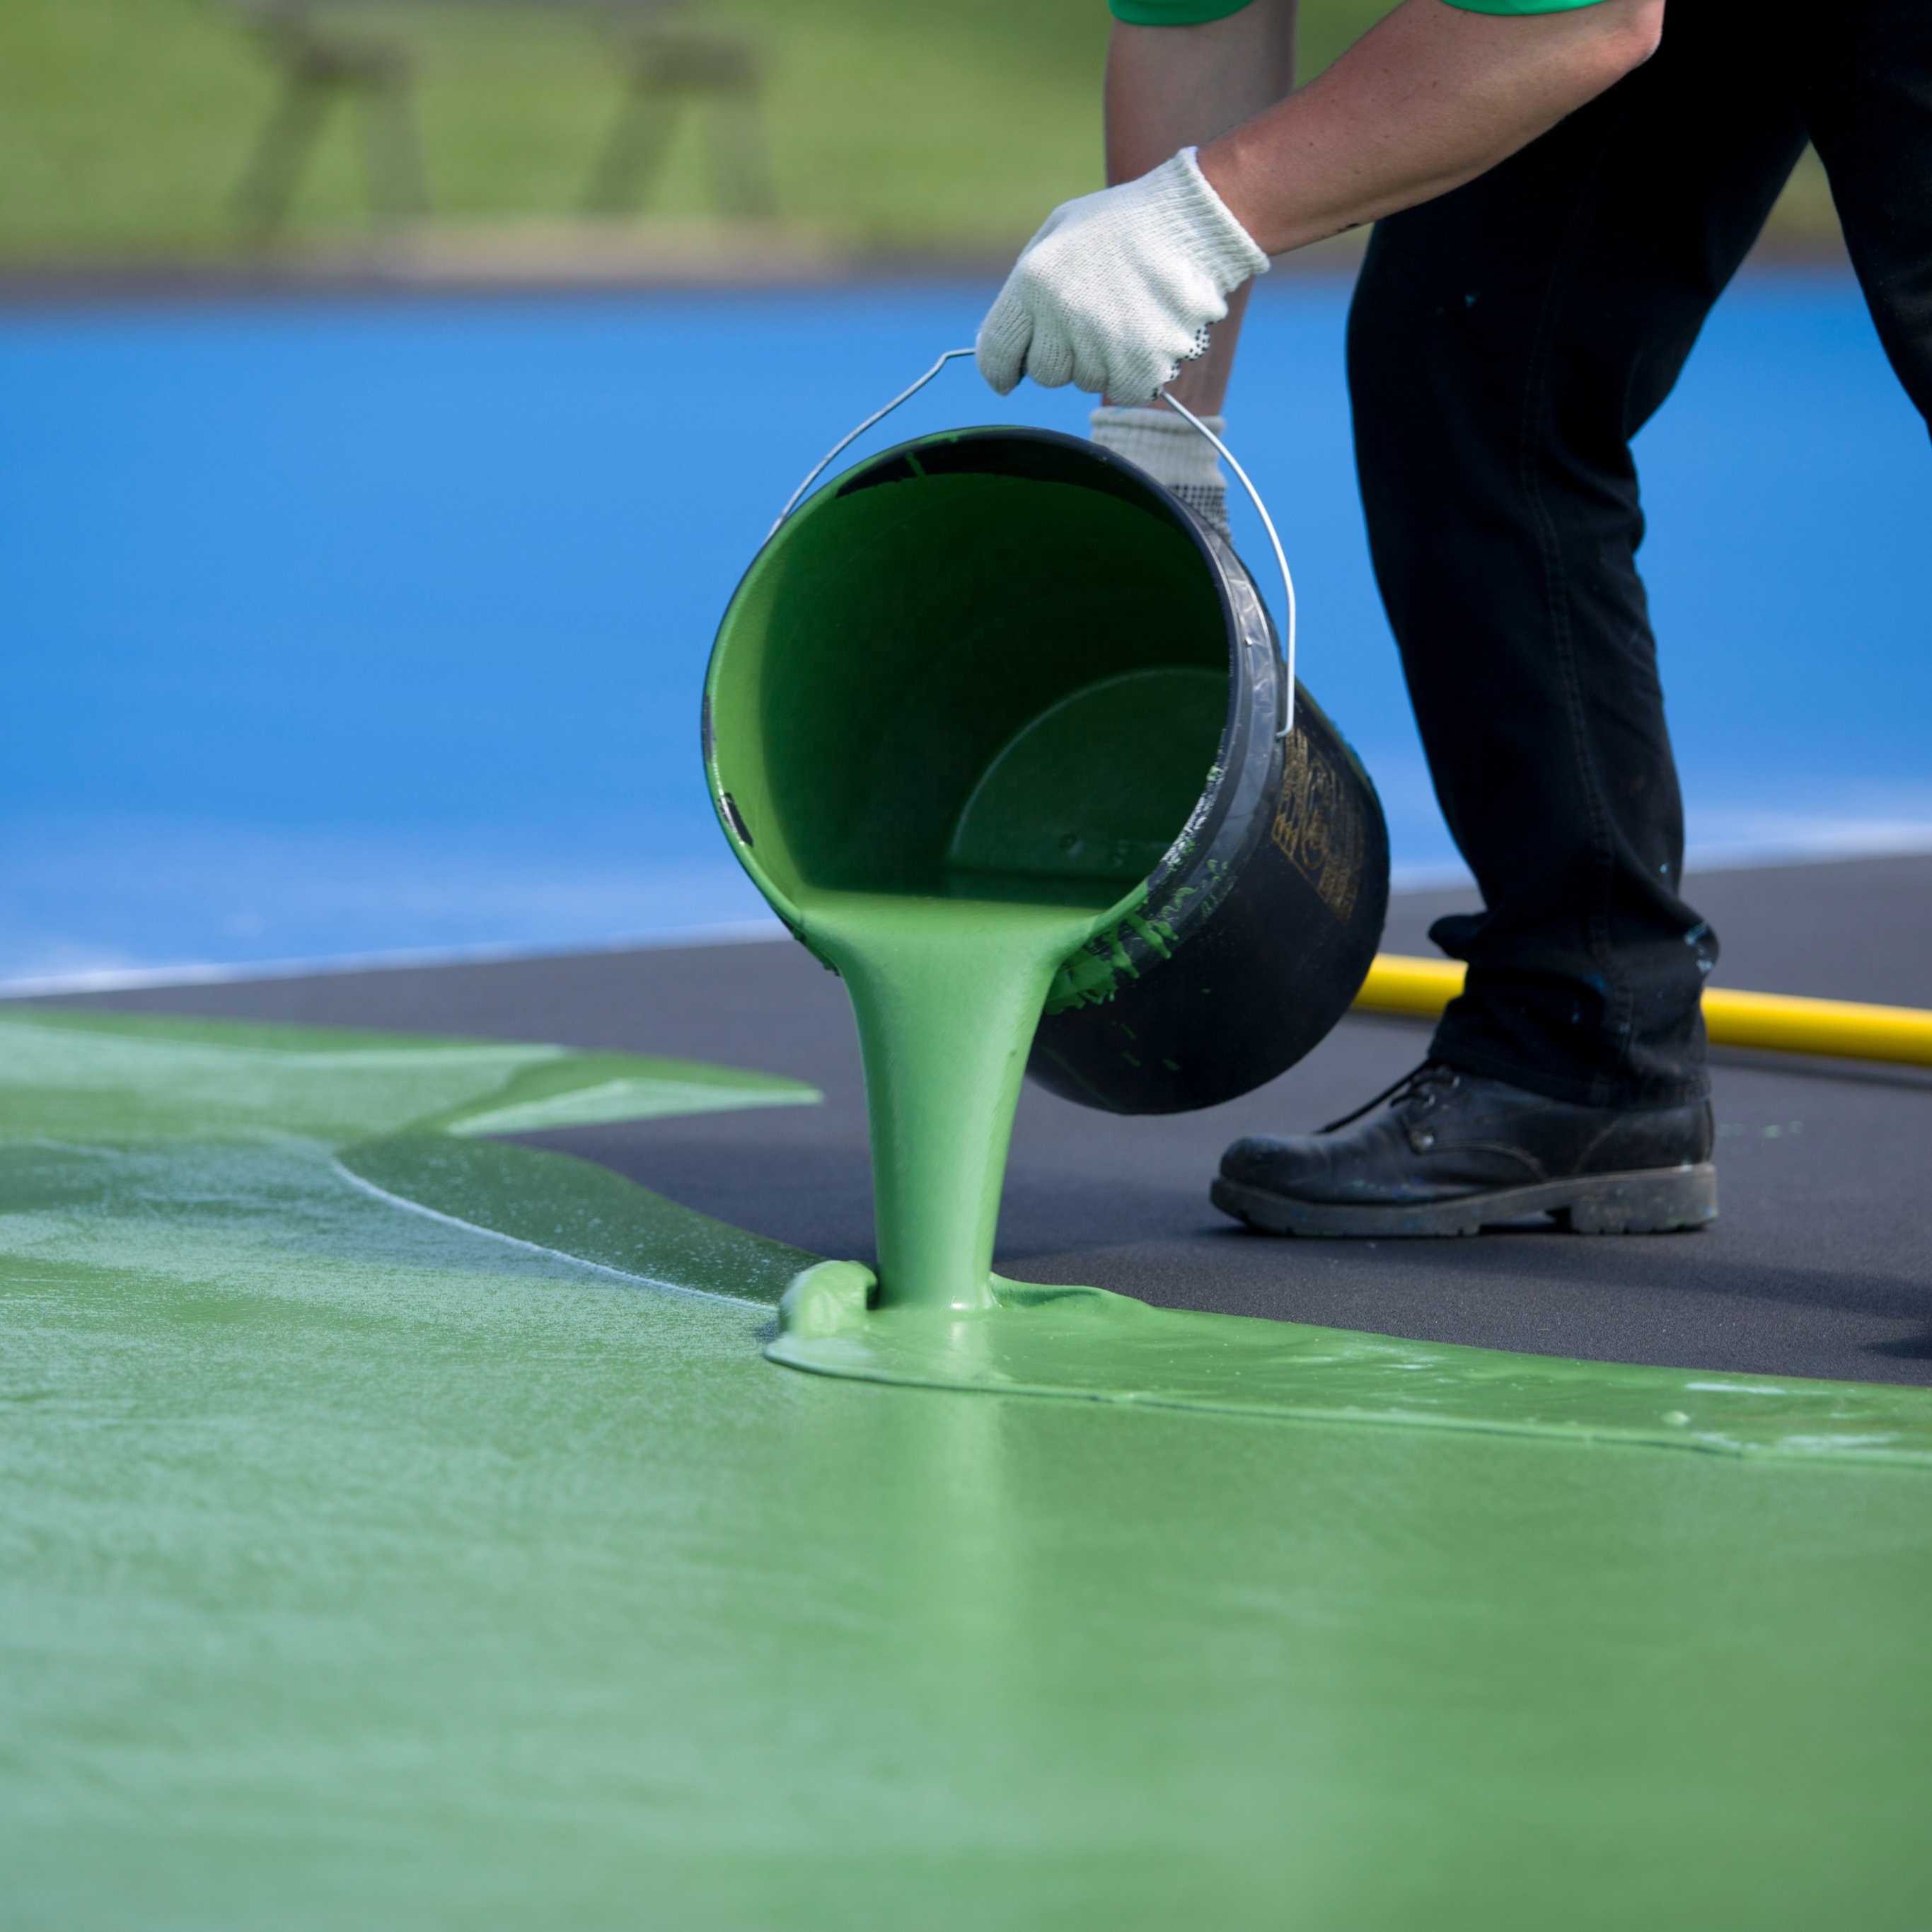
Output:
[703,424,1389,1114]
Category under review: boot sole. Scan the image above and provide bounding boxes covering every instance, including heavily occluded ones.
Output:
[1210,1163,1718,1239]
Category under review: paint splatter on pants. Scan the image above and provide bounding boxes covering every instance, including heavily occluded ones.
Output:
[1347,0,1932,1106]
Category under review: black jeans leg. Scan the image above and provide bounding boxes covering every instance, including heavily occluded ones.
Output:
[1803,0,1932,429]
[1347,0,1807,1106]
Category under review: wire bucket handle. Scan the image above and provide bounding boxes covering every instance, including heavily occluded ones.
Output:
[769,347,1298,736]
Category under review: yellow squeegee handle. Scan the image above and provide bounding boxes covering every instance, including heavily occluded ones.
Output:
[1354,954,1932,1069]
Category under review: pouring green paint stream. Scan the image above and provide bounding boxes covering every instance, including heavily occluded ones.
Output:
[791,891,1114,1310]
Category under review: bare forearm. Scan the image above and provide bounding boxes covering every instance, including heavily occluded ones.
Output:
[1105,5,1295,409]
[1199,0,1664,255]
[1106,4,1299,183]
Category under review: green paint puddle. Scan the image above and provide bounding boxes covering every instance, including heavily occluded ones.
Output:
[773,1268,1932,1466]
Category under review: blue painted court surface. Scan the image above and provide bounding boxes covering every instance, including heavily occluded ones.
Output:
[4,272,1928,985]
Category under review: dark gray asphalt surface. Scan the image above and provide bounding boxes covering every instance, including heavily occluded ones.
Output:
[22,854,1932,1387]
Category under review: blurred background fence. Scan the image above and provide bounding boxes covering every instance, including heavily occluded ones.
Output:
[0,0,1841,270]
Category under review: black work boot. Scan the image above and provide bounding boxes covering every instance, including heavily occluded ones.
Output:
[1212,1061,1716,1238]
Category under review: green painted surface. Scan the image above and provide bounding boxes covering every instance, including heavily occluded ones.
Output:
[5,1007,1932,1926]
[342,1133,815,1307]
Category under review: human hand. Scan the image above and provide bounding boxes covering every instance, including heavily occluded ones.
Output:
[976,148,1268,403]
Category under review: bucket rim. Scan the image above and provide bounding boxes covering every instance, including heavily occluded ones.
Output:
[700,422,1283,966]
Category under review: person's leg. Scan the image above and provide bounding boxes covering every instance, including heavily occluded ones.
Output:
[1800,0,1932,429]
[1346,0,1806,1108]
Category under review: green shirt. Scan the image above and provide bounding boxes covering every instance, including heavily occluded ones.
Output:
[1113,0,1609,22]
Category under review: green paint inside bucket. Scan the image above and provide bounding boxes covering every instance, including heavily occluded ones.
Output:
[707,459,1227,909]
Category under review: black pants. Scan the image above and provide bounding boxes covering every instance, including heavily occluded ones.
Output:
[1347,0,1932,1107]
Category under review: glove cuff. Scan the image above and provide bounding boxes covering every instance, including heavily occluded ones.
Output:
[1089,405,1227,494]
[1165,147,1271,291]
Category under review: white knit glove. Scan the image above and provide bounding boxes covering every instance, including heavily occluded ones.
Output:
[976,148,1269,403]
[1089,404,1232,536]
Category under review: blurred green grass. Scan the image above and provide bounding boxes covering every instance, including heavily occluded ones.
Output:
[0,0,1837,263]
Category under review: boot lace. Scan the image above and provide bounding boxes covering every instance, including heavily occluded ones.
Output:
[1317,1060,1458,1135]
